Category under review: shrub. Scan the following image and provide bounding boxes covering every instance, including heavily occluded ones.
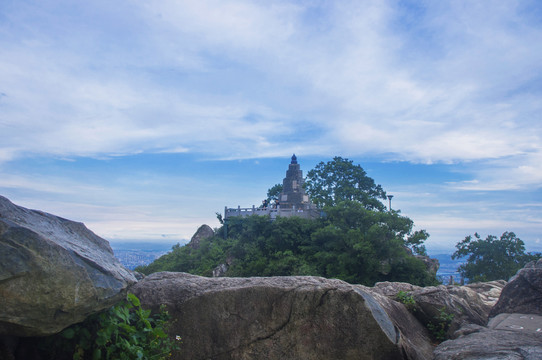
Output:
[395,291,416,312]
[39,293,180,359]
[426,307,454,342]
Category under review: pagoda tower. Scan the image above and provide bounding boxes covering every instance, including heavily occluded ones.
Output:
[278,154,312,209]
[224,154,321,221]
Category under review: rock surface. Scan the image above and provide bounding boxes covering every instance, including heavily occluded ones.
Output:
[373,280,505,339]
[131,272,434,360]
[434,259,542,359]
[415,255,439,276]
[372,281,422,298]
[187,224,214,250]
[411,281,505,338]
[0,196,137,336]
[490,258,542,317]
[489,313,542,333]
[212,263,228,277]
[434,313,542,359]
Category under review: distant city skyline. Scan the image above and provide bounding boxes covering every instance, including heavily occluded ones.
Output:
[1,1,541,252]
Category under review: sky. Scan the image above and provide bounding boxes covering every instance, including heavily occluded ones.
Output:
[1,0,541,253]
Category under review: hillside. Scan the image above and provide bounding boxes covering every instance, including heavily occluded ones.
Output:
[136,202,439,287]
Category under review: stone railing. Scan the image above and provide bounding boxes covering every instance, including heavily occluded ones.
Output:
[224,205,321,220]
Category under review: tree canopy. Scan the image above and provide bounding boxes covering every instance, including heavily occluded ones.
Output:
[266,183,283,203]
[304,157,387,210]
[452,232,541,282]
[137,200,435,286]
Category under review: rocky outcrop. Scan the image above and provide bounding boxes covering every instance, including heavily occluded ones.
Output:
[212,255,235,277]
[187,224,214,250]
[434,313,542,359]
[434,259,542,359]
[490,258,542,317]
[131,272,434,360]
[411,281,506,336]
[373,281,422,298]
[0,196,137,337]
[373,280,505,339]
[402,247,440,276]
[415,255,439,276]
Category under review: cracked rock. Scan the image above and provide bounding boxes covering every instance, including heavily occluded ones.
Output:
[131,272,433,360]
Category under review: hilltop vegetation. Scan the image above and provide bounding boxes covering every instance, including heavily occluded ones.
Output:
[137,157,438,286]
[137,201,436,286]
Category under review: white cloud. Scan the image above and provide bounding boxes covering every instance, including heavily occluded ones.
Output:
[1,1,540,168]
[141,0,301,52]
[1,0,541,249]
[447,150,542,191]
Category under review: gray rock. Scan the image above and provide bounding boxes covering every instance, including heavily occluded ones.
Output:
[131,272,434,360]
[410,281,506,338]
[430,260,542,360]
[488,313,542,333]
[372,281,422,298]
[213,255,235,277]
[212,263,228,277]
[490,259,542,317]
[415,255,439,276]
[434,326,542,359]
[0,196,137,336]
[371,280,505,338]
[452,323,486,338]
[402,247,440,276]
[186,224,214,250]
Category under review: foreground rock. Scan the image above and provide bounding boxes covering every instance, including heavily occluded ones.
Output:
[373,280,506,339]
[132,272,434,360]
[434,259,542,359]
[0,196,137,337]
[372,281,422,297]
[413,281,505,337]
[490,258,542,317]
[434,313,542,359]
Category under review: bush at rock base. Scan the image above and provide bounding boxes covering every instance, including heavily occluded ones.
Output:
[37,293,180,360]
[426,307,455,342]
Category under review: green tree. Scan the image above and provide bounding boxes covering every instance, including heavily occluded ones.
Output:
[266,183,283,203]
[452,232,541,282]
[304,157,387,210]
[309,200,434,285]
[406,229,429,256]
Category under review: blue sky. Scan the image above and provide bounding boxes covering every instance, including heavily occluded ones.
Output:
[1,0,541,253]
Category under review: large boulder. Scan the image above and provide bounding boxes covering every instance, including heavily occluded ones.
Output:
[412,281,505,338]
[373,281,506,339]
[131,272,434,360]
[186,224,214,250]
[434,259,542,359]
[0,196,137,337]
[490,258,542,317]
